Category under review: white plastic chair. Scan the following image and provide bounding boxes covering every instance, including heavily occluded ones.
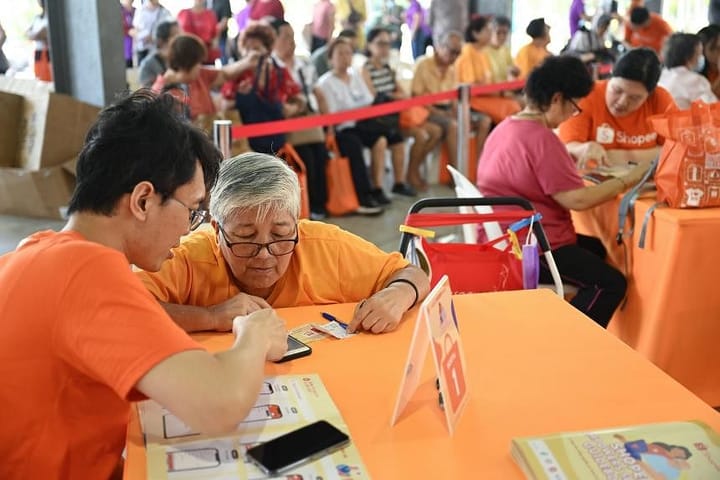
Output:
[446,165,566,299]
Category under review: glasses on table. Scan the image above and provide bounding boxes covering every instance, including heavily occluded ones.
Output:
[217,223,299,258]
[168,197,207,231]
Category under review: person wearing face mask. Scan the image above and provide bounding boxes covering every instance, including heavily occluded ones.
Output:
[658,33,718,110]
[558,48,677,168]
[135,152,430,335]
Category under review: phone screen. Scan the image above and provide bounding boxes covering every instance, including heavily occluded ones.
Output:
[246,420,350,475]
[276,335,312,363]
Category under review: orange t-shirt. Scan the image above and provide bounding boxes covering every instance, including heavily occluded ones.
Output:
[455,44,521,122]
[136,220,409,307]
[0,231,202,480]
[152,67,220,119]
[624,13,673,55]
[557,79,676,150]
[514,43,550,79]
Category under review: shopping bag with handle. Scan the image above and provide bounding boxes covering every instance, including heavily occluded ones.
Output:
[649,100,720,208]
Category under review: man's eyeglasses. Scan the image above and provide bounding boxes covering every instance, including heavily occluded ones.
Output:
[567,98,583,116]
[217,223,299,258]
[168,197,207,231]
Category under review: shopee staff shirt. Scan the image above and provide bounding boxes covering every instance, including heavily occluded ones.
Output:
[477,118,585,248]
[624,13,672,55]
[135,220,409,307]
[557,79,676,151]
[0,231,203,480]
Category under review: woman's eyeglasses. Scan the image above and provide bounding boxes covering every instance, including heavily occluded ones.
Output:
[217,223,299,258]
[567,98,583,116]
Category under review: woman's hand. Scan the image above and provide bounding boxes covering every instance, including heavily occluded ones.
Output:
[348,290,406,334]
[209,293,272,331]
[574,141,609,168]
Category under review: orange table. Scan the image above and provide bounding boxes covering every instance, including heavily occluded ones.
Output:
[124,290,720,479]
[574,197,720,406]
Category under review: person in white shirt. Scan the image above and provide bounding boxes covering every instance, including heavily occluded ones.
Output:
[659,33,718,109]
[133,0,173,64]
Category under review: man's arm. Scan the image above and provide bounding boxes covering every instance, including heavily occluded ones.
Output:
[135,309,287,436]
[160,293,273,333]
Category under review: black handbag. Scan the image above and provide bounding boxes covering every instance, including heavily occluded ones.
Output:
[235,56,286,154]
[355,92,400,134]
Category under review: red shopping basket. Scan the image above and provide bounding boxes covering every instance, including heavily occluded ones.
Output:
[399,197,552,295]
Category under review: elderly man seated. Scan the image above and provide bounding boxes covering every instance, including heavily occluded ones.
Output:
[136,152,430,334]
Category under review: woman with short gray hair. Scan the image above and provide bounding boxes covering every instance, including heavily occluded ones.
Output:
[136,152,430,334]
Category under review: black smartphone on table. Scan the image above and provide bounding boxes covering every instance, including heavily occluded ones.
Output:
[245,420,350,475]
[275,335,312,363]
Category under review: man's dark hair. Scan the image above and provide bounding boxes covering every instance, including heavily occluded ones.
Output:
[465,16,490,43]
[630,7,650,25]
[612,47,662,92]
[153,20,178,47]
[493,15,511,28]
[68,90,221,215]
[366,26,390,45]
[524,55,594,109]
[337,28,358,39]
[168,34,207,71]
[270,18,291,33]
[663,33,701,68]
[526,18,549,39]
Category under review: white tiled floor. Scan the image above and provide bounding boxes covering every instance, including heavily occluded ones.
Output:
[0,184,455,256]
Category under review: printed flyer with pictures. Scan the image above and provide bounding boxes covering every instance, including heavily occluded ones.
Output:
[138,374,369,479]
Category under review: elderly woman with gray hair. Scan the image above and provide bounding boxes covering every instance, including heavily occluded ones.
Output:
[135,152,429,334]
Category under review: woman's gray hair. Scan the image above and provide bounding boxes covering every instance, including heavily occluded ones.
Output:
[210,152,300,223]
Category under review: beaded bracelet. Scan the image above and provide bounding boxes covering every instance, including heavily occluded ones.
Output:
[386,278,419,309]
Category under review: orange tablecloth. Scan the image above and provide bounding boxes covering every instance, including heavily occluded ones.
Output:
[574,197,720,406]
[124,290,720,479]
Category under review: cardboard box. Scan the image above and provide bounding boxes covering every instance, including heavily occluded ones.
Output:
[0,77,100,170]
[0,91,24,168]
[0,159,76,219]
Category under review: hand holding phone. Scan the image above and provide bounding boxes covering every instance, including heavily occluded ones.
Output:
[275,335,312,363]
[245,420,350,475]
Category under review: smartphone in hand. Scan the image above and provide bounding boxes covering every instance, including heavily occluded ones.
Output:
[246,420,350,475]
[275,335,312,363]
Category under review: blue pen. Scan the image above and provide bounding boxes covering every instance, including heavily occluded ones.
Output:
[321,312,348,329]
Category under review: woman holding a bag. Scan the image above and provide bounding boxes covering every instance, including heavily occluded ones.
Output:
[315,38,389,213]
[558,48,677,168]
[363,27,442,194]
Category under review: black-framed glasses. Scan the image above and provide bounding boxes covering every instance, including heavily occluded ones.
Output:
[217,223,299,258]
[567,98,582,116]
[168,197,207,231]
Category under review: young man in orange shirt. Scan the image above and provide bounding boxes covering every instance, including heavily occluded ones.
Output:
[624,6,673,56]
[0,91,288,479]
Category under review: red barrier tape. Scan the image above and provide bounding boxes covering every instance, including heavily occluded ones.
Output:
[231,77,524,139]
[230,64,613,139]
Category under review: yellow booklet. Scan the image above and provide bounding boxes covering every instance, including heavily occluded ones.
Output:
[512,421,720,479]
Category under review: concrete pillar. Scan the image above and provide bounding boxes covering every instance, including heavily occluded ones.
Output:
[46,0,126,107]
[471,0,513,18]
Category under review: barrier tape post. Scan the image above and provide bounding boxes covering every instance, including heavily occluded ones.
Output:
[213,119,232,159]
[456,84,471,178]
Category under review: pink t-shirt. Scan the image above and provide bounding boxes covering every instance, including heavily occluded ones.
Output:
[476,118,584,248]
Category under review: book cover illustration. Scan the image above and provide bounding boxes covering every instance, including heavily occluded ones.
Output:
[512,420,720,480]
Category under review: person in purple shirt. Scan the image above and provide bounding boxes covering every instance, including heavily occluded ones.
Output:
[569,0,591,37]
[121,0,135,68]
[406,0,432,59]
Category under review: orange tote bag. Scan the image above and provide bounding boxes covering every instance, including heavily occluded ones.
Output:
[649,101,720,208]
[276,144,310,219]
[324,135,360,216]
